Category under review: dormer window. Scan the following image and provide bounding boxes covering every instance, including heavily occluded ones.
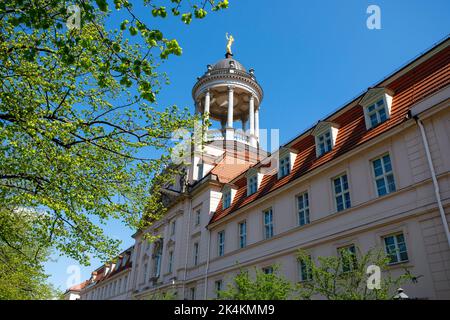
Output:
[277,148,297,179]
[223,190,231,209]
[222,185,237,210]
[246,168,263,196]
[312,121,339,158]
[279,156,290,177]
[317,130,332,156]
[248,175,258,195]
[360,87,393,130]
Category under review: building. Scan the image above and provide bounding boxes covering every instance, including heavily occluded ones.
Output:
[80,246,133,300]
[80,37,450,300]
[63,280,88,300]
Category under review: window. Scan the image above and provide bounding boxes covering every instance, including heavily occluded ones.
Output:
[317,130,333,156]
[118,278,122,294]
[195,209,201,226]
[372,154,396,196]
[218,231,225,257]
[248,174,258,195]
[383,233,408,264]
[223,190,231,209]
[190,287,196,300]
[333,174,351,212]
[238,221,247,249]
[170,220,176,236]
[193,242,199,266]
[143,263,148,283]
[366,99,388,128]
[262,266,273,274]
[153,241,163,277]
[298,256,312,282]
[279,155,290,178]
[263,209,274,239]
[168,251,174,273]
[338,245,357,272]
[215,280,223,298]
[297,192,310,226]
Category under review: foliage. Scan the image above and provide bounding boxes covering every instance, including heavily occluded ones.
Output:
[0,0,228,265]
[296,247,415,300]
[0,208,61,299]
[218,266,295,300]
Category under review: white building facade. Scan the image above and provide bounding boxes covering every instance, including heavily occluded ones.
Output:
[81,38,450,300]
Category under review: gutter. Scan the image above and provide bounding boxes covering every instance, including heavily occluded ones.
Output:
[203,227,211,299]
[414,116,450,248]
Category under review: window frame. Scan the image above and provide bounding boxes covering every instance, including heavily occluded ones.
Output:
[279,154,291,178]
[238,220,247,249]
[263,208,274,240]
[296,191,310,227]
[217,231,225,257]
[195,209,201,226]
[383,232,409,265]
[365,97,389,129]
[247,174,258,196]
[262,266,274,275]
[371,153,396,197]
[316,129,333,157]
[338,244,357,273]
[168,250,174,273]
[223,190,232,209]
[332,173,351,212]
[193,242,199,266]
[298,255,313,282]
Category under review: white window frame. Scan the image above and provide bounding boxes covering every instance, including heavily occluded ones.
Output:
[296,192,310,226]
[247,174,258,195]
[298,256,312,282]
[372,153,396,197]
[195,209,201,226]
[366,98,388,128]
[279,155,290,178]
[215,280,223,298]
[383,233,409,265]
[338,244,357,272]
[360,88,393,130]
[238,220,247,249]
[332,173,351,212]
[262,266,274,274]
[193,242,199,266]
[170,220,176,236]
[316,129,333,157]
[263,208,274,240]
[168,250,173,273]
[217,231,225,257]
[223,190,231,209]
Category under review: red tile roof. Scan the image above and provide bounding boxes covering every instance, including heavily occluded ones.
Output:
[209,40,450,225]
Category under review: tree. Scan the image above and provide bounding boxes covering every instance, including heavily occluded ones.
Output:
[296,247,415,300]
[0,1,229,265]
[0,208,60,299]
[218,266,296,300]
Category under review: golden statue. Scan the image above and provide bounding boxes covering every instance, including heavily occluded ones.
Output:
[225,33,234,55]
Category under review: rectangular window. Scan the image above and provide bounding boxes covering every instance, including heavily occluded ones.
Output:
[218,231,225,257]
[143,263,148,283]
[168,251,173,273]
[171,220,176,236]
[372,154,396,197]
[317,130,333,156]
[263,209,274,239]
[298,256,312,282]
[338,245,357,272]
[193,242,199,266]
[384,233,409,264]
[195,209,201,226]
[279,156,290,178]
[223,191,231,209]
[248,175,258,195]
[297,192,310,226]
[215,280,223,299]
[367,99,388,128]
[262,266,273,274]
[333,174,351,212]
[238,221,247,249]
[190,287,196,300]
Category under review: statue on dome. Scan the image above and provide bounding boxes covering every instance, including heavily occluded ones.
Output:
[225,33,234,55]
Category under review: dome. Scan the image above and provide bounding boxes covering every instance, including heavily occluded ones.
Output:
[212,57,246,71]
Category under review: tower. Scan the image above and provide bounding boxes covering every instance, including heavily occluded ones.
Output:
[192,52,264,149]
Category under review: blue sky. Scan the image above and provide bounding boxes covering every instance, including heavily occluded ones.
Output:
[45,0,450,291]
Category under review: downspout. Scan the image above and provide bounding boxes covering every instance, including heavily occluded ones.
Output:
[204,226,211,299]
[415,116,450,248]
[182,196,193,299]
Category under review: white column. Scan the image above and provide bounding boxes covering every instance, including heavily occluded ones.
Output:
[204,90,210,116]
[227,86,234,128]
[249,95,255,136]
[255,108,260,140]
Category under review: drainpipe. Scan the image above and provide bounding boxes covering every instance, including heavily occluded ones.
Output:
[415,117,450,248]
[204,227,211,299]
[182,197,193,299]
